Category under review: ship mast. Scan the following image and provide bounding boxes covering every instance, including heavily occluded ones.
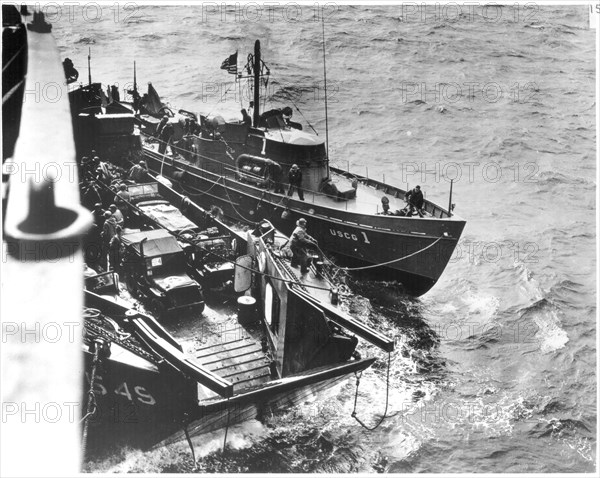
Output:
[253,40,260,127]
[321,17,330,162]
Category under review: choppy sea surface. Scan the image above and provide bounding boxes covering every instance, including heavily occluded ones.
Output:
[53,4,596,473]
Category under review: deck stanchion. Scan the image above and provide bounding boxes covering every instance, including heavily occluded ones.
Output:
[448,179,454,217]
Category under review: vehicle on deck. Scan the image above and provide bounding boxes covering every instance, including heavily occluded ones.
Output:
[82,221,395,453]
[123,180,237,292]
[120,228,205,318]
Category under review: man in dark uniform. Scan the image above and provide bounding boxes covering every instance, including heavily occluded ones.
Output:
[100,211,117,271]
[160,121,175,155]
[86,203,106,268]
[111,85,120,102]
[155,114,168,140]
[287,164,304,200]
[282,106,293,126]
[290,218,318,274]
[404,185,424,217]
[241,108,252,127]
[108,225,124,273]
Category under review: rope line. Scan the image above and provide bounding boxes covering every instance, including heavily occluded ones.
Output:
[81,341,103,458]
[178,178,222,198]
[317,235,445,272]
[183,420,197,470]
[351,352,394,431]
[220,176,261,225]
[222,398,231,454]
[89,173,442,288]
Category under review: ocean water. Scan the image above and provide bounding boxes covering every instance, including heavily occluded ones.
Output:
[52,4,596,473]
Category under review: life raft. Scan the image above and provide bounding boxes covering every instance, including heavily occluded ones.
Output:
[236,154,277,187]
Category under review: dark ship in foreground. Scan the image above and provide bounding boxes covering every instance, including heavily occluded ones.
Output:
[83,214,393,452]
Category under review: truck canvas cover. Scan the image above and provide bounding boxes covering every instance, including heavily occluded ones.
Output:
[140,202,197,233]
[121,229,182,258]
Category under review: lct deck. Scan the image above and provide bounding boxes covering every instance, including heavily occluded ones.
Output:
[160,303,272,400]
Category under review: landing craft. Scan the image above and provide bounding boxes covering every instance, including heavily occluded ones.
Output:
[82,220,394,452]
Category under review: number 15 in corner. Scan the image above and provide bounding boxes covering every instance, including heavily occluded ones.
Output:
[590,4,599,29]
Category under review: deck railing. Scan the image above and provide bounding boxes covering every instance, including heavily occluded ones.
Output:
[2,10,91,474]
[142,133,452,219]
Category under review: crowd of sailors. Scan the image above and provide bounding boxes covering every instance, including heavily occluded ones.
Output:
[81,150,151,273]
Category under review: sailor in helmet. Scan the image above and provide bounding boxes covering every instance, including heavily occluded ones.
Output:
[380,196,391,215]
[155,115,169,137]
[115,183,131,219]
[128,160,148,183]
[108,204,124,228]
[287,164,304,200]
[290,217,318,274]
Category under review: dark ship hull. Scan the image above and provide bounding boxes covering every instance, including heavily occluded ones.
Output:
[80,168,394,453]
[84,292,376,452]
[143,147,465,296]
[67,38,466,296]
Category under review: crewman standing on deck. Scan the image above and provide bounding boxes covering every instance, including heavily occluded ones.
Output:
[155,115,168,137]
[100,211,117,271]
[404,185,424,217]
[290,218,318,274]
[115,184,130,219]
[108,204,124,228]
[108,226,124,273]
[248,101,254,124]
[159,121,175,155]
[288,164,304,200]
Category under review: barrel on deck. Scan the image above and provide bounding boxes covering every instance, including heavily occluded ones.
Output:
[237,295,257,325]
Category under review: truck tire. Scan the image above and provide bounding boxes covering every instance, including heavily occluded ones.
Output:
[150,299,166,320]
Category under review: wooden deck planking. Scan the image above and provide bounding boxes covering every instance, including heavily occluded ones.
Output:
[194,335,272,393]
[203,351,267,372]
[195,338,259,358]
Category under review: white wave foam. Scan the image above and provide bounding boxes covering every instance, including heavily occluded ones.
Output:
[461,291,500,321]
[533,308,569,354]
[513,262,569,353]
[514,261,544,303]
